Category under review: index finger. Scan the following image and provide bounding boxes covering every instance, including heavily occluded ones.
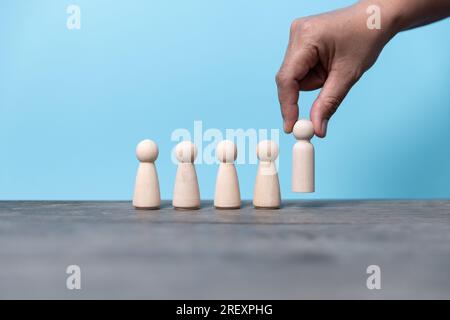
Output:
[276,48,317,133]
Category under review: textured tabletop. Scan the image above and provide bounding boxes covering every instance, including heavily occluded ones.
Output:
[1,200,450,299]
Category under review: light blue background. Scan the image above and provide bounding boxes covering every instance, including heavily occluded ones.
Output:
[1,0,449,200]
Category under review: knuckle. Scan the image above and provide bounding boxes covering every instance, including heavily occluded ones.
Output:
[275,71,289,86]
[299,19,314,33]
[290,19,302,34]
[290,18,314,36]
[347,68,362,84]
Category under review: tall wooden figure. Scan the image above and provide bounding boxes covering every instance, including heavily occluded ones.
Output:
[214,140,241,209]
[173,141,201,210]
[253,140,281,209]
[292,119,315,193]
[133,139,161,209]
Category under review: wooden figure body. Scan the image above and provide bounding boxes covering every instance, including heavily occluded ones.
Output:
[214,140,241,209]
[173,141,201,210]
[292,119,315,193]
[253,140,281,209]
[133,139,161,209]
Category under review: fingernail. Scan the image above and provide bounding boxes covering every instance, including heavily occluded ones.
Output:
[321,119,328,137]
[283,121,291,133]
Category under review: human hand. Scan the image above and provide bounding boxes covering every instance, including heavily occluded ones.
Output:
[276,1,398,137]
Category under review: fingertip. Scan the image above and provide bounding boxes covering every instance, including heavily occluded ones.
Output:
[310,107,320,135]
[314,127,326,138]
[310,104,326,138]
[312,119,328,138]
[283,120,295,134]
[313,124,324,137]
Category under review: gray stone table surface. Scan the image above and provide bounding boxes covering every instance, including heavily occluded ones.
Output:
[1,200,450,299]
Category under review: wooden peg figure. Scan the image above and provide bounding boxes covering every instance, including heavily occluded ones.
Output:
[133,139,161,209]
[292,119,315,193]
[253,140,281,209]
[173,141,201,210]
[214,140,241,209]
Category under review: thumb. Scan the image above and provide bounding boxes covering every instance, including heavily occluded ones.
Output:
[310,70,358,138]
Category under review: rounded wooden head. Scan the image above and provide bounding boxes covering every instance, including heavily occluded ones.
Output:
[136,139,158,162]
[293,119,314,140]
[175,141,197,163]
[216,140,237,163]
[257,140,278,161]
